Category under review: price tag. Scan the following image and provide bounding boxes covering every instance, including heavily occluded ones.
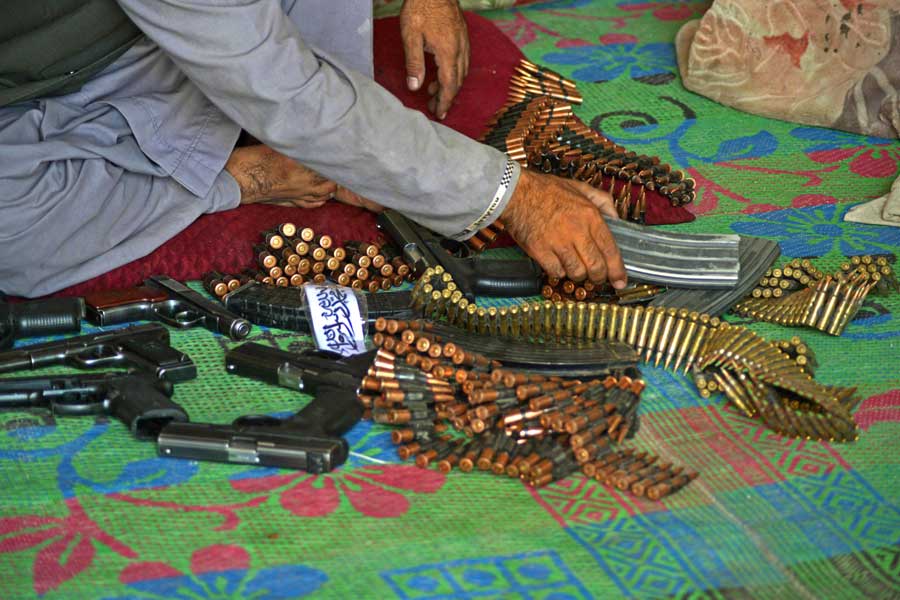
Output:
[303,285,367,356]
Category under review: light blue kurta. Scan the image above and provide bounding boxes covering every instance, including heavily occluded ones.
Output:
[0,0,518,297]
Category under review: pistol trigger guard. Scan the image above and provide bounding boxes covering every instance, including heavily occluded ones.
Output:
[69,345,121,368]
[437,238,470,259]
[152,301,204,329]
[50,398,102,417]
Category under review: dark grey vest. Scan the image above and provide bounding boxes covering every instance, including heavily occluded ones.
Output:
[0,1,143,106]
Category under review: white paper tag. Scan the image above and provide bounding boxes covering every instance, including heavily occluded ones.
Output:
[303,284,367,356]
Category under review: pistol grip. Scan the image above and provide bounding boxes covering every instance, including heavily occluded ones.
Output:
[0,298,84,349]
[107,377,188,440]
[288,385,363,438]
[471,258,544,297]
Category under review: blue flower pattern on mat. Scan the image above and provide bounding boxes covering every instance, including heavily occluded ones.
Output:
[588,95,779,167]
[731,204,900,258]
[543,43,676,83]
[0,422,197,498]
[344,417,398,466]
[790,126,899,150]
[381,550,591,599]
[105,564,327,599]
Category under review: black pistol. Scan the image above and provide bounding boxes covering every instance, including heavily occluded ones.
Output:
[377,209,543,300]
[0,294,84,349]
[0,322,197,383]
[157,343,373,473]
[84,275,252,340]
[0,371,187,440]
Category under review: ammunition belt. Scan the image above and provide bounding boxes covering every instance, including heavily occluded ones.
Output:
[732,254,898,336]
[412,267,862,444]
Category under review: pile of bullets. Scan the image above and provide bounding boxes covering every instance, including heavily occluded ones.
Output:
[733,255,898,336]
[541,277,664,305]
[479,59,695,218]
[203,222,412,296]
[510,59,583,105]
[412,267,862,443]
[361,318,698,499]
[691,323,859,442]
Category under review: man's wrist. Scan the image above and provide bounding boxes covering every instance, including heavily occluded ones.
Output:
[450,157,520,240]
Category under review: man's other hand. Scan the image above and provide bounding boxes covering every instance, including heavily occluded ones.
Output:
[226,145,336,208]
[225,145,384,212]
[335,185,385,213]
[500,170,627,288]
[400,0,470,120]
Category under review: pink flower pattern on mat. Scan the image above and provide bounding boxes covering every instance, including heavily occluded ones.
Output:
[793,127,900,179]
[854,390,900,431]
[495,12,563,48]
[808,146,900,179]
[0,498,136,595]
[617,1,710,22]
[230,465,445,518]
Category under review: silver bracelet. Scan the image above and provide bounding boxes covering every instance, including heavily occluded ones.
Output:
[454,157,517,239]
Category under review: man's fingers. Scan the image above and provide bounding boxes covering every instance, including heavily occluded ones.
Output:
[461,33,470,78]
[555,245,588,282]
[589,219,627,288]
[457,52,467,96]
[427,81,439,95]
[570,179,617,219]
[529,247,565,280]
[574,237,609,284]
[301,199,328,209]
[434,48,460,119]
[402,30,426,91]
[335,186,385,213]
[310,181,338,198]
[266,199,326,208]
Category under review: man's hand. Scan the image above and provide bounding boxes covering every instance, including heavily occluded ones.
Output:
[335,186,385,213]
[226,145,337,208]
[400,0,470,120]
[225,145,386,212]
[500,170,627,288]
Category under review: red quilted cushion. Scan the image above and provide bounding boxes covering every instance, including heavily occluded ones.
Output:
[55,12,693,297]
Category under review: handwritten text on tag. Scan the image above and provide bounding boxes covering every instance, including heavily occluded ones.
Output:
[303,285,367,356]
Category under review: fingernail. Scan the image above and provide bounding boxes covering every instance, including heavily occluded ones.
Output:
[407,77,420,91]
[613,280,627,290]
[438,112,447,120]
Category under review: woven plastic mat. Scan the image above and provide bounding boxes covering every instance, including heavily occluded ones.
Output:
[2,1,899,598]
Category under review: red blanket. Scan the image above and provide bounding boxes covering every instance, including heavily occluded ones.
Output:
[57,13,691,297]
